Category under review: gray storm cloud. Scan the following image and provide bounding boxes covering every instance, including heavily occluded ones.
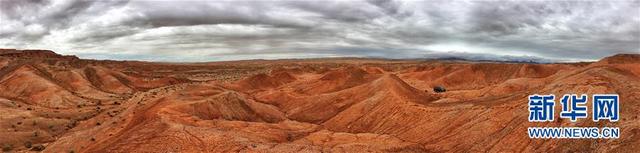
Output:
[0,0,638,62]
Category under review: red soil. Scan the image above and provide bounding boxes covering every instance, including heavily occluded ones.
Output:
[0,49,638,152]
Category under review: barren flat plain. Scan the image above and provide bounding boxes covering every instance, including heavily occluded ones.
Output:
[0,49,639,152]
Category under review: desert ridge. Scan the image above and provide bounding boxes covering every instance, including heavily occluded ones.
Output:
[0,49,639,152]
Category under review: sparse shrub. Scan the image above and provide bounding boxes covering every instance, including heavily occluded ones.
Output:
[2,143,12,152]
[286,133,294,141]
[433,86,446,93]
[31,144,45,151]
[24,141,32,148]
[67,120,78,129]
[33,131,39,137]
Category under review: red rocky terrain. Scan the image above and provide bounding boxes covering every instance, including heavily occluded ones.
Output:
[0,49,639,152]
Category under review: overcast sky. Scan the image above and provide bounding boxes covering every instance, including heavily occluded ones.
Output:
[1,0,639,62]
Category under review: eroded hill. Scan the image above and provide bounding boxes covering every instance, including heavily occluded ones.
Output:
[0,49,639,152]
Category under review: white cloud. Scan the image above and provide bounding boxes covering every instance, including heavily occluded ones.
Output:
[24,24,47,36]
[0,0,638,62]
